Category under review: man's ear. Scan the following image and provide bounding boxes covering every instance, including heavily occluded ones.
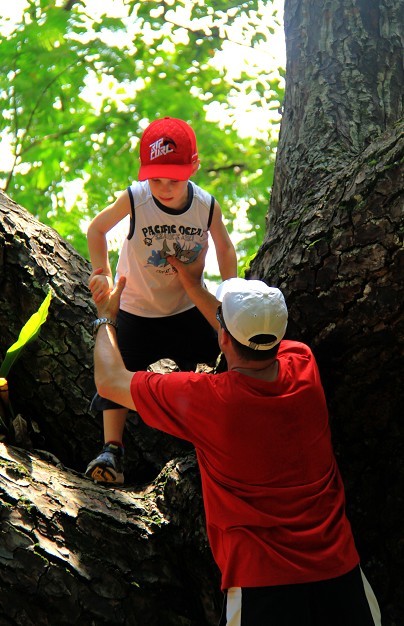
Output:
[218,327,230,350]
[191,160,200,175]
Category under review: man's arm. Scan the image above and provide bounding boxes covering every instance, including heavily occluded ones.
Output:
[167,246,220,330]
[208,201,238,280]
[93,273,137,410]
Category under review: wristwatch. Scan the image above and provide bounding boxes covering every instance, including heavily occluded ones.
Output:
[92,317,118,338]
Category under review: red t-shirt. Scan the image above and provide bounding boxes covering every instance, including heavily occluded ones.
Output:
[131,340,359,590]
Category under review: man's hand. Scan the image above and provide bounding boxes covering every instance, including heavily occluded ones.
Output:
[167,244,220,331]
[167,243,208,291]
[92,268,126,321]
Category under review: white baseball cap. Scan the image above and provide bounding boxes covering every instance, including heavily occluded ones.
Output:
[216,278,288,350]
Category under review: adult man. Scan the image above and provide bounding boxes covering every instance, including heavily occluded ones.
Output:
[91,250,382,626]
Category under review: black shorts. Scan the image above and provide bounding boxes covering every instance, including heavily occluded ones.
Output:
[218,566,382,626]
[92,306,219,411]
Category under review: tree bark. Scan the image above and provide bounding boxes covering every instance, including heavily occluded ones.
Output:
[0,443,221,625]
[271,0,403,218]
[249,1,403,623]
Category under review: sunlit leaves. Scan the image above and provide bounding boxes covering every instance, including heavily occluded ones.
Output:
[0,0,285,273]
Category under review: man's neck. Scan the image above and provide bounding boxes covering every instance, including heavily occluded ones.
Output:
[228,359,279,382]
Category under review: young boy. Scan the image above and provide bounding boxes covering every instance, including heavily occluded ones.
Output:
[85,116,237,485]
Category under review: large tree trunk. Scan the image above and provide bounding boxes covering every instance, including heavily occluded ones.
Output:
[249,1,403,624]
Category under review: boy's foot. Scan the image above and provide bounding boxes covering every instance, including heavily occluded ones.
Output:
[85,443,124,484]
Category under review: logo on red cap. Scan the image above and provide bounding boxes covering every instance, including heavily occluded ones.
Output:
[149,136,177,161]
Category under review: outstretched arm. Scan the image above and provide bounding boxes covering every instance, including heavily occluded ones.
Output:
[167,246,220,331]
[209,201,237,280]
[93,272,137,411]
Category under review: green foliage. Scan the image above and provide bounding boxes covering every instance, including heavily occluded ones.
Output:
[0,0,284,273]
[0,287,52,439]
[0,289,52,379]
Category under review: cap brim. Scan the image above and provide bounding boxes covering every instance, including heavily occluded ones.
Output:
[138,163,195,181]
[216,278,273,302]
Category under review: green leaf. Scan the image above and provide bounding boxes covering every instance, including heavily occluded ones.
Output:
[0,290,52,378]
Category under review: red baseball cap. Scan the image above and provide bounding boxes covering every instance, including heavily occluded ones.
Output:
[138,117,199,181]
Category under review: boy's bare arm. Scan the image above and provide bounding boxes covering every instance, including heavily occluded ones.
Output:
[87,190,131,302]
[209,201,238,279]
[87,190,131,273]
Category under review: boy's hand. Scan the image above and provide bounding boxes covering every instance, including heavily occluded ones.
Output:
[88,270,114,304]
[167,243,208,291]
[91,268,126,321]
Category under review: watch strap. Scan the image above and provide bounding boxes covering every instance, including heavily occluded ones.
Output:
[93,317,118,338]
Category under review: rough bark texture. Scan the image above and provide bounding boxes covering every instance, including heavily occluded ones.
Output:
[271,0,403,217]
[0,443,221,625]
[0,192,221,625]
[249,1,403,624]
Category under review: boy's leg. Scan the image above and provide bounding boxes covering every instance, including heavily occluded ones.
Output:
[86,310,150,484]
[86,307,217,483]
[103,407,128,445]
[85,407,127,484]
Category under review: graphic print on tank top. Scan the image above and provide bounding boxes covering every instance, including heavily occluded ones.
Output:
[142,224,204,271]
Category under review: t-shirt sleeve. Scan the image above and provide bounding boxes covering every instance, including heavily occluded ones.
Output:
[131,370,213,445]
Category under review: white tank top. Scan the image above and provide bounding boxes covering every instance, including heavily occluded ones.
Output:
[116,180,214,317]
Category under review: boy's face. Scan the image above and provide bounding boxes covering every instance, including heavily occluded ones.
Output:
[148,178,189,210]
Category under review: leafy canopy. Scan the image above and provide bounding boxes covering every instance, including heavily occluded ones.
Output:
[0,0,284,275]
